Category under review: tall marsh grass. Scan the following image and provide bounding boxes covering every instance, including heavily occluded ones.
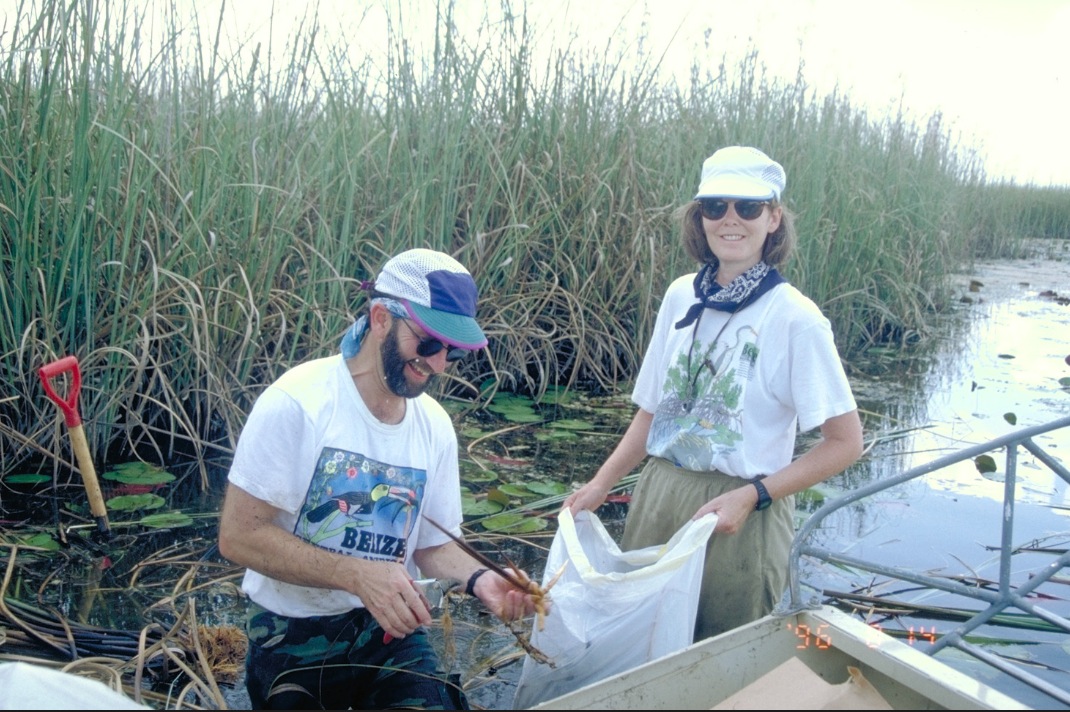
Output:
[2,0,1069,490]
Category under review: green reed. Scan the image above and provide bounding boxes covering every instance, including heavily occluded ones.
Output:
[2,0,1068,490]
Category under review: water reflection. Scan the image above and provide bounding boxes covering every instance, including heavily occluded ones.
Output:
[796,252,1070,710]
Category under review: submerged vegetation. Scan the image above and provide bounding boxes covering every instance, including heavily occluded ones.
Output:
[2,0,1070,491]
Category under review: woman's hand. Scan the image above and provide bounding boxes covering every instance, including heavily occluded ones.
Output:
[562,481,612,514]
[692,484,759,535]
[563,409,653,515]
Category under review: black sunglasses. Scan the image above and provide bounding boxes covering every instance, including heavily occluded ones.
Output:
[398,317,468,362]
[697,198,769,221]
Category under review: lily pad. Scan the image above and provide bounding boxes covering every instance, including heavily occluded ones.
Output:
[487,403,542,423]
[535,430,577,442]
[22,532,60,550]
[487,489,512,506]
[525,480,570,496]
[537,386,574,406]
[479,513,549,533]
[5,473,51,484]
[461,468,499,484]
[140,512,194,529]
[486,393,543,423]
[549,419,594,430]
[489,392,535,407]
[460,428,486,440]
[496,483,539,499]
[974,454,998,474]
[106,493,166,511]
[796,486,828,507]
[462,498,505,516]
[439,399,477,416]
[102,462,175,485]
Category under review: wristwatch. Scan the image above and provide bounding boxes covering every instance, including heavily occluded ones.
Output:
[752,476,772,511]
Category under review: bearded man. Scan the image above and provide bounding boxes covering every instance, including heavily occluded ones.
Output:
[219,249,538,710]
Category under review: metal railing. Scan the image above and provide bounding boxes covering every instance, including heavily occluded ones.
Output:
[784,414,1070,707]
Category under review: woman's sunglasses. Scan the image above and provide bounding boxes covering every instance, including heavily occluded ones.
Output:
[697,198,769,221]
[398,317,468,362]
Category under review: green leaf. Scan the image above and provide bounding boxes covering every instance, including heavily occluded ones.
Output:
[140,512,193,529]
[796,486,827,506]
[549,418,594,430]
[536,386,574,406]
[1003,412,1017,425]
[5,473,50,484]
[479,513,549,533]
[102,462,175,485]
[535,429,577,441]
[460,467,499,484]
[462,498,504,516]
[974,454,998,474]
[106,493,166,511]
[486,402,542,423]
[459,425,489,438]
[486,488,512,506]
[22,532,60,550]
[439,399,469,416]
[526,480,570,496]
[1058,376,1070,388]
[478,378,499,397]
[489,392,533,405]
[497,483,538,499]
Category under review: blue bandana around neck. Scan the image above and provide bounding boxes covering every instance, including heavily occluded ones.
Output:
[674,261,786,329]
[339,298,408,358]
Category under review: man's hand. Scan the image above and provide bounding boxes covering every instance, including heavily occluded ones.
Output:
[471,567,545,622]
[353,561,433,640]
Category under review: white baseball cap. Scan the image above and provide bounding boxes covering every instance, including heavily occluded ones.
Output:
[695,146,786,201]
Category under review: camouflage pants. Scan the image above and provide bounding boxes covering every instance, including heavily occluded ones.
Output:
[244,601,468,710]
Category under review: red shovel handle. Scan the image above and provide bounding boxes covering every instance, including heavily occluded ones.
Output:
[39,356,83,427]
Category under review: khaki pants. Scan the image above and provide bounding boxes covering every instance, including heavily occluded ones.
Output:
[621,457,794,641]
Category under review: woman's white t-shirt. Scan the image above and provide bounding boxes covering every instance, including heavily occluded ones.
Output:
[633,274,857,477]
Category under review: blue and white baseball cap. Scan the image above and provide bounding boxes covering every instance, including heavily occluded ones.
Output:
[374,249,488,350]
[695,146,786,201]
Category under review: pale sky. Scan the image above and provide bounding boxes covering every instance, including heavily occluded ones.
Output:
[3,0,1068,186]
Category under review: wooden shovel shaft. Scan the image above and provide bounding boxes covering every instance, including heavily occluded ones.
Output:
[68,423,110,537]
[39,355,111,539]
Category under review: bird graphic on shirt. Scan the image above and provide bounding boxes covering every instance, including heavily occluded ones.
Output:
[305,483,391,523]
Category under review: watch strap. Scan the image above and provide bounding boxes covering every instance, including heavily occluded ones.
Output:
[752,476,773,511]
[465,568,489,597]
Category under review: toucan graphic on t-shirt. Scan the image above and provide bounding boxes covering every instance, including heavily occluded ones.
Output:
[305,483,418,523]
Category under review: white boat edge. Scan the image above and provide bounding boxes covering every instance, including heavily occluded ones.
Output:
[526,604,1031,710]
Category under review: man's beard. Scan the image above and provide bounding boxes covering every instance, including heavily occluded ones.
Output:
[381,321,435,398]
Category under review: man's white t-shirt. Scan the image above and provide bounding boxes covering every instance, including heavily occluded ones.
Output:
[228,355,462,617]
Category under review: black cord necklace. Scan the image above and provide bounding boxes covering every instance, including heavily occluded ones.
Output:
[681,289,758,413]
